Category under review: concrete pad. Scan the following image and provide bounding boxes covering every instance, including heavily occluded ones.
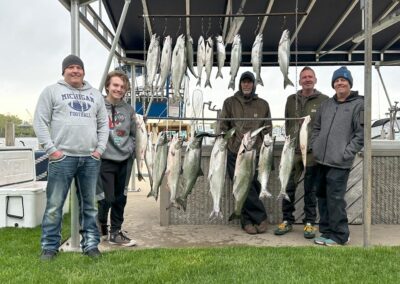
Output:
[97,179,400,251]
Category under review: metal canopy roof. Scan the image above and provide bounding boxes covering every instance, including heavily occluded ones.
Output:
[99,0,400,66]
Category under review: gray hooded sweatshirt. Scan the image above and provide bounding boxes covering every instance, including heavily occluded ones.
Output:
[33,80,109,156]
[311,91,364,169]
[101,97,136,161]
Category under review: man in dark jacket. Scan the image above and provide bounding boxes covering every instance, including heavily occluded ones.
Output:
[220,71,272,234]
[311,66,364,246]
[274,67,328,239]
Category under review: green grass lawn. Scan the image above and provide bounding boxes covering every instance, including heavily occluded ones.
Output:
[0,215,399,283]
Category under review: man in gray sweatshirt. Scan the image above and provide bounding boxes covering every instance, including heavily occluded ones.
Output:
[33,55,108,260]
[311,66,364,246]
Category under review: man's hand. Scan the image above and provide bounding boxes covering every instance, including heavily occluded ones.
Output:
[49,150,64,160]
[91,151,101,159]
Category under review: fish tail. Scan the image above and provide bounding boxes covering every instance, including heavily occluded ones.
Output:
[228,79,235,90]
[228,212,240,221]
[204,79,212,89]
[189,67,198,78]
[284,77,294,89]
[196,77,201,87]
[215,70,223,79]
[277,192,290,201]
[257,76,264,86]
[259,190,272,200]
[137,172,145,182]
[176,197,187,211]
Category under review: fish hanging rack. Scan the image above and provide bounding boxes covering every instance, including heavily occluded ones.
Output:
[138,12,307,18]
[144,117,302,122]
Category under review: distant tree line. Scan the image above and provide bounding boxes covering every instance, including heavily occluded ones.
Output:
[0,113,36,137]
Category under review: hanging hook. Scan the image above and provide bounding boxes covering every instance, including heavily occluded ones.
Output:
[176,17,182,37]
[219,17,223,36]
[201,17,205,35]
[162,17,168,37]
[206,17,212,38]
[254,16,260,35]
[281,16,287,31]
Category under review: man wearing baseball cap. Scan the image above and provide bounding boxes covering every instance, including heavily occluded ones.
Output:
[34,55,108,260]
[311,66,364,246]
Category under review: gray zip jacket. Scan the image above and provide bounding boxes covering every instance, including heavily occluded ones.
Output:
[101,97,136,161]
[311,91,364,169]
[33,80,109,156]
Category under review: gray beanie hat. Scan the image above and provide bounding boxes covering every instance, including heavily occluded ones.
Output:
[62,54,84,75]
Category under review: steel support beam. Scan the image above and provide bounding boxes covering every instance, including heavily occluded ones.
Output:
[141,0,153,37]
[186,0,190,35]
[290,0,317,45]
[99,0,132,92]
[363,0,372,248]
[258,0,274,34]
[222,0,232,40]
[316,0,359,54]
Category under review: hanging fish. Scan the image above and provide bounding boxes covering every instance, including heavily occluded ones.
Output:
[145,131,154,188]
[258,133,275,199]
[158,36,172,93]
[145,34,160,91]
[185,34,198,78]
[278,29,294,89]
[135,114,148,181]
[278,135,296,201]
[171,34,186,102]
[228,34,242,90]
[147,131,168,201]
[204,37,214,88]
[165,134,183,209]
[299,115,311,168]
[196,36,206,87]
[251,33,264,86]
[215,35,226,79]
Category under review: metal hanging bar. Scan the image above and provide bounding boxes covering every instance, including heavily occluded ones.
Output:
[139,12,307,18]
[145,116,303,122]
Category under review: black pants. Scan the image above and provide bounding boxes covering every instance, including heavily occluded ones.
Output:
[282,154,317,225]
[97,159,129,233]
[227,150,267,227]
[315,164,350,244]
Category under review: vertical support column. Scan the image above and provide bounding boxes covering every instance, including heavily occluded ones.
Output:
[363,0,372,248]
[128,65,138,192]
[5,122,15,146]
[70,0,81,250]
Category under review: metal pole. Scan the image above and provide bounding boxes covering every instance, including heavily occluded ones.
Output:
[70,0,80,250]
[128,64,138,192]
[363,0,372,248]
[99,0,131,92]
[139,12,307,18]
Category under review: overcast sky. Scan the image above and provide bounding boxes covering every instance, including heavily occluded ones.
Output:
[1,0,399,123]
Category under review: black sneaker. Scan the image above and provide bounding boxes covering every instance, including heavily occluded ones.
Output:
[40,250,58,261]
[84,247,101,258]
[100,224,109,241]
[109,230,137,247]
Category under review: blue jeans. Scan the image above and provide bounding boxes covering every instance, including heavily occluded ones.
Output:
[41,155,101,252]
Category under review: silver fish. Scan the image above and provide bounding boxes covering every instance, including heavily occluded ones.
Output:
[251,33,264,86]
[185,35,198,78]
[135,114,148,181]
[215,35,226,79]
[204,37,214,88]
[171,34,186,102]
[229,126,265,221]
[228,34,242,90]
[278,135,296,201]
[145,34,160,91]
[147,131,168,201]
[196,36,206,87]
[145,131,154,188]
[176,133,207,211]
[299,115,311,168]
[278,29,294,89]
[208,128,235,219]
[158,36,172,93]
[258,133,276,199]
[165,134,183,209]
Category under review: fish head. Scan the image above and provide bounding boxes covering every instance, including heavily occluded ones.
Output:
[198,36,205,45]
[279,29,290,44]
[250,126,266,138]
[206,37,213,47]
[189,135,204,149]
[164,35,172,46]
[242,131,257,151]
[223,128,236,140]
[233,34,241,46]
[302,115,311,125]
[157,131,168,146]
[171,134,183,149]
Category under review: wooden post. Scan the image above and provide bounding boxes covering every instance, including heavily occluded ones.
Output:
[5,122,15,146]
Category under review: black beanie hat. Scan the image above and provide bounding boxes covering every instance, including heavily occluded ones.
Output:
[62,54,84,75]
